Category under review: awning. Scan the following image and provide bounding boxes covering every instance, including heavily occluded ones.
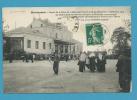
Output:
[54,40,74,45]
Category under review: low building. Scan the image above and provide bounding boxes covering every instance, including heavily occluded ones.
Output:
[3,18,82,60]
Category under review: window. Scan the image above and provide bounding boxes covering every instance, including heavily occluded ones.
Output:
[35,41,39,49]
[27,40,31,48]
[43,42,46,49]
[73,46,75,52]
[49,43,51,49]
[65,45,68,53]
[60,45,63,53]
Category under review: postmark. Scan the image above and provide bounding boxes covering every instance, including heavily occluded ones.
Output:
[57,16,79,32]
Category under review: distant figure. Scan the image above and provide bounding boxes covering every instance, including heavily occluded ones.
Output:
[89,53,96,72]
[116,50,131,92]
[9,52,13,63]
[30,54,35,63]
[33,54,35,61]
[96,53,103,72]
[65,54,68,62]
[53,53,60,75]
[101,54,106,72]
[69,55,71,60]
[48,55,52,63]
[85,56,90,69]
[25,53,29,62]
[22,55,25,62]
[78,52,87,72]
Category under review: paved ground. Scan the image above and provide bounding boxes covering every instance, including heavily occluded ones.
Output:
[3,59,121,93]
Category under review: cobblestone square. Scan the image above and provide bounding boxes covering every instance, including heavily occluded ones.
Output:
[3,59,121,93]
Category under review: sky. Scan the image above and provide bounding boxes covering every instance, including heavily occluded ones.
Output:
[2,7,131,52]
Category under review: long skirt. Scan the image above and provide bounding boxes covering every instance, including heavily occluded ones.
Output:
[99,64,105,72]
[79,61,85,72]
[89,63,95,72]
[53,61,59,74]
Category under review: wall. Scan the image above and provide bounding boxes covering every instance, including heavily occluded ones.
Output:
[24,34,54,54]
[29,19,73,42]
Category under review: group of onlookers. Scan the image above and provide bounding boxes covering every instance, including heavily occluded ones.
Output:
[22,54,35,63]
[8,49,131,92]
[78,50,131,92]
[51,54,79,61]
[78,52,106,72]
[8,52,35,63]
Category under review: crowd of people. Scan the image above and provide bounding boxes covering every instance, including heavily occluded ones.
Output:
[36,50,132,92]
[21,53,35,63]
[8,50,131,92]
[51,51,107,75]
[77,50,131,92]
[78,52,106,72]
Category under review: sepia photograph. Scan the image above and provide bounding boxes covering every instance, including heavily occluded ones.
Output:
[2,7,131,93]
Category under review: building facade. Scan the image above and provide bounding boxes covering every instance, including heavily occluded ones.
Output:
[3,18,82,60]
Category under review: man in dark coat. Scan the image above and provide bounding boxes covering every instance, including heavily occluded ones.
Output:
[24,53,29,62]
[116,50,131,92]
[89,56,96,72]
[88,53,96,72]
[100,54,106,72]
[30,54,35,63]
[96,53,102,72]
[96,53,106,72]
[53,53,60,75]
[9,52,13,63]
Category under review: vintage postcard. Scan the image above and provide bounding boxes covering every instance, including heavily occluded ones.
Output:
[3,7,131,93]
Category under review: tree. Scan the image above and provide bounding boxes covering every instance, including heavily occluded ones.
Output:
[111,27,131,54]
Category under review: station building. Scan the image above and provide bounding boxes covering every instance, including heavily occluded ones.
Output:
[3,18,82,60]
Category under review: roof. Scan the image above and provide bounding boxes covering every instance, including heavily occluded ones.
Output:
[4,18,74,41]
[4,27,49,38]
[6,27,31,33]
[71,39,82,44]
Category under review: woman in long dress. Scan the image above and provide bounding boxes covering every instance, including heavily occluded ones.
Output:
[89,53,96,72]
[96,53,102,72]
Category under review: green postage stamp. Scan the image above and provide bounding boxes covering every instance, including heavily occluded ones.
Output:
[86,23,104,45]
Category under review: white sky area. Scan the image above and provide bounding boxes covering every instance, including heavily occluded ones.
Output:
[2,7,131,52]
